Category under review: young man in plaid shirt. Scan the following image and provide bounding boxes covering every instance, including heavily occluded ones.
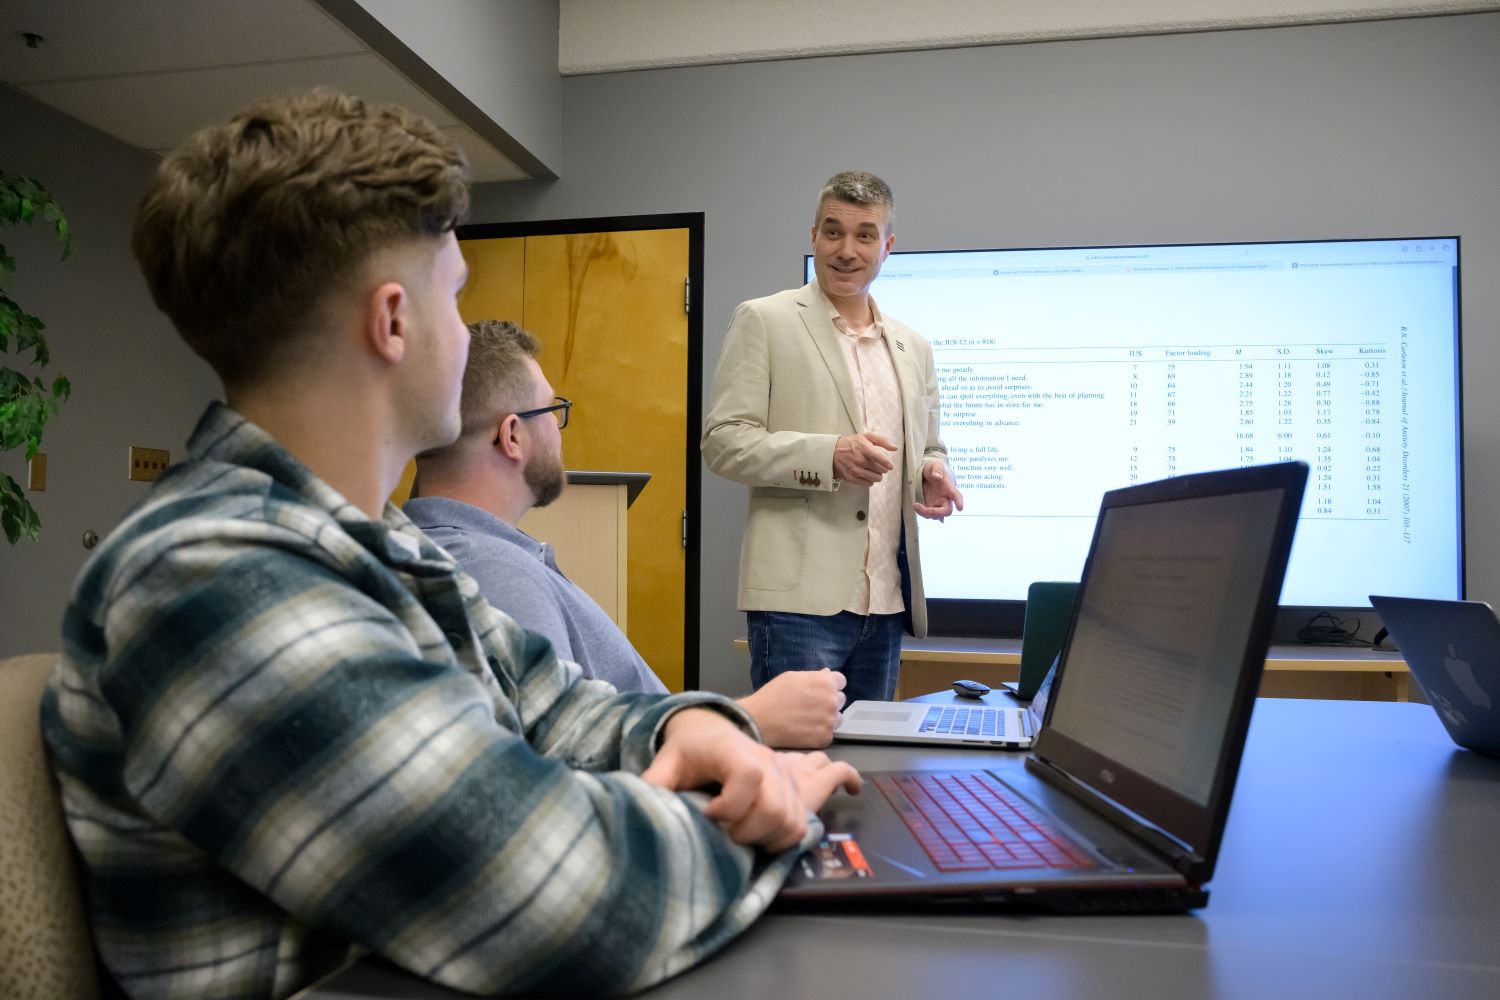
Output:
[42,90,859,1000]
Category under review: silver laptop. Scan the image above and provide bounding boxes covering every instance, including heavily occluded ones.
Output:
[836,659,1057,750]
[1368,595,1500,758]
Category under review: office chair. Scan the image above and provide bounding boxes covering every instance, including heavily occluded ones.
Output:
[0,653,101,999]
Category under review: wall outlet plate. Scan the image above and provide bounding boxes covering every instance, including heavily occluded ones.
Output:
[129,446,170,483]
[28,452,47,491]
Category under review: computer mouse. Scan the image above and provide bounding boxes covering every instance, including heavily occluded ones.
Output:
[951,679,991,699]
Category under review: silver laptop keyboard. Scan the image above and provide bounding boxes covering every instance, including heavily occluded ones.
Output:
[920,705,1009,737]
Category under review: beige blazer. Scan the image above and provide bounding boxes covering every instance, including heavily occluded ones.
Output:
[702,283,948,636]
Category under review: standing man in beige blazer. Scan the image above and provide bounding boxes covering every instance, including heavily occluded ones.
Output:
[703,171,963,703]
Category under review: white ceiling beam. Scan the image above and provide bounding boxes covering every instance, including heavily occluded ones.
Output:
[312,0,562,179]
[559,0,1500,74]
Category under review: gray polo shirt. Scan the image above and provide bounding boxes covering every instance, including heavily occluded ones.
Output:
[404,496,668,694]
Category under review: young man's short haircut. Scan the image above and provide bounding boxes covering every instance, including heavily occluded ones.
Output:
[132,89,469,386]
[814,169,895,231]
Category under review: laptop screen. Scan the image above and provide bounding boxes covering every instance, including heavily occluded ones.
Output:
[1044,488,1285,806]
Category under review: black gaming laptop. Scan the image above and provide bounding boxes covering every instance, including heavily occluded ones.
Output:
[782,461,1308,912]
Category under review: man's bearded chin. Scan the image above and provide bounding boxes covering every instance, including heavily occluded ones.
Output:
[525,451,565,508]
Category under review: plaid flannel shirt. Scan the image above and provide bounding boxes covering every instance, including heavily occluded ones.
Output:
[42,402,813,999]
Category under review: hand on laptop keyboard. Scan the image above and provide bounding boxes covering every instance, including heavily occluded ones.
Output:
[643,708,861,852]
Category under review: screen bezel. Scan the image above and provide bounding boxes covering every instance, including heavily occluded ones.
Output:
[1029,461,1308,881]
[802,235,1465,639]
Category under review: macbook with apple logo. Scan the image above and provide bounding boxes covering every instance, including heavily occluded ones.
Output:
[1369,595,1500,758]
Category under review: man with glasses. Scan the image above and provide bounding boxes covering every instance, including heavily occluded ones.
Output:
[408,320,849,747]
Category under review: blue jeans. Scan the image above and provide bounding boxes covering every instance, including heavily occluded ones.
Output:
[747,610,903,703]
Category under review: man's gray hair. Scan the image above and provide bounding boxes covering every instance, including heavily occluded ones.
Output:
[815,170,894,231]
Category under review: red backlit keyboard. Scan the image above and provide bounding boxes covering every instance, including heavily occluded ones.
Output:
[875,771,1096,872]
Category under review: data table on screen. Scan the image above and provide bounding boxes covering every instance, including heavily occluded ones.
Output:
[821,238,1464,607]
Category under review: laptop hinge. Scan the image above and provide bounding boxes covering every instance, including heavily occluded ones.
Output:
[1025,755,1209,881]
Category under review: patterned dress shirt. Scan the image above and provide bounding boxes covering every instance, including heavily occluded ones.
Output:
[818,286,905,616]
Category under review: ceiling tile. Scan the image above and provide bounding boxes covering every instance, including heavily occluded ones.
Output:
[19,53,463,150]
[6,0,535,185]
[0,0,363,83]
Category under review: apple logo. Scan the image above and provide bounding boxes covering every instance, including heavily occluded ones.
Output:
[1433,692,1468,730]
[1443,644,1492,709]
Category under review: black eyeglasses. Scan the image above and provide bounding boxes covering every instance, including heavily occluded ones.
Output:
[495,397,572,443]
[519,396,571,428]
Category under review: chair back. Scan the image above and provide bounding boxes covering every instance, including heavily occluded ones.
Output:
[0,653,101,999]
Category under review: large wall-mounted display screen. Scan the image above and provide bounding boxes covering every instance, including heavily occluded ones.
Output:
[807,237,1463,618]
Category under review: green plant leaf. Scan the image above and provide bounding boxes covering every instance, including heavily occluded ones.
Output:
[0,399,24,450]
[1,473,40,544]
[16,311,48,366]
[41,206,76,259]
[3,174,36,198]
[0,172,73,541]
[0,293,19,345]
[0,389,51,459]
